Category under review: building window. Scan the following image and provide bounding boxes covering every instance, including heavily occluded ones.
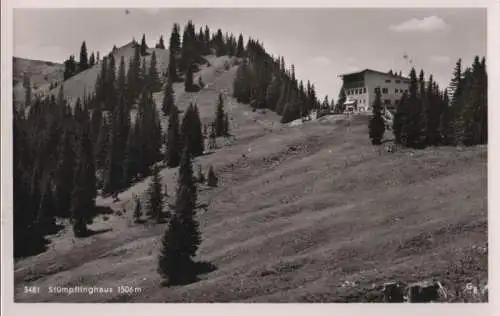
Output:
[395,80,401,84]
[385,79,391,83]
[363,87,366,93]
[395,88,399,94]
[384,100,391,105]
[382,88,388,94]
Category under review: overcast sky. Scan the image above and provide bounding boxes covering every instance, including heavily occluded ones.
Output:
[14,8,486,99]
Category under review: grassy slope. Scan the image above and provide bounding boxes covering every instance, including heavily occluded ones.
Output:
[12,57,65,107]
[13,57,487,302]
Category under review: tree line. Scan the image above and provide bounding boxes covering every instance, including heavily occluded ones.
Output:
[369,56,487,148]
[232,39,320,123]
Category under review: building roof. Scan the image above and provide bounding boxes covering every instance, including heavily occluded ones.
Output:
[338,68,409,80]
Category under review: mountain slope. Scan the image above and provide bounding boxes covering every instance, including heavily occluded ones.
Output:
[13,105,487,302]
[12,57,65,107]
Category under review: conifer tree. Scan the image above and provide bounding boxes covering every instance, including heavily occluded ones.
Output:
[157,35,166,49]
[140,34,148,56]
[54,128,76,217]
[204,25,211,54]
[103,95,128,194]
[369,87,385,145]
[79,41,89,71]
[197,165,205,183]
[158,214,189,285]
[224,113,230,136]
[123,122,139,185]
[167,50,179,82]
[402,67,424,148]
[439,89,454,145]
[24,74,32,108]
[207,166,218,187]
[169,23,181,57]
[191,104,205,156]
[449,59,464,145]
[117,56,127,101]
[133,195,142,223]
[393,92,408,144]
[89,52,95,67]
[175,146,200,255]
[147,165,163,223]
[149,51,162,92]
[94,114,110,171]
[184,63,195,92]
[236,34,245,57]
[165,105,181,167]
[162,77,175,116]
[425,75,441,146]
[214,93,226,137]
[71,125,96,237]
[159,146,201,285]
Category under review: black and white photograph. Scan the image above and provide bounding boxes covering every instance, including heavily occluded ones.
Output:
[1,2,494,311]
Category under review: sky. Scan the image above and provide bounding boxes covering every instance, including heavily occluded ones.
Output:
[14,8,486,100]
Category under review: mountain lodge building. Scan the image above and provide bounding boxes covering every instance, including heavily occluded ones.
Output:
[338,69,410,113]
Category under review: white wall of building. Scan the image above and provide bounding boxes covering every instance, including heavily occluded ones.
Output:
[342,70,410,112]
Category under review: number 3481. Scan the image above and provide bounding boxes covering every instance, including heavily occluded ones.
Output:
[24,286,40,294]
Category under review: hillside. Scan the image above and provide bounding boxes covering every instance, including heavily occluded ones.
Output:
[13,55,487,302]
[12,57,64,107]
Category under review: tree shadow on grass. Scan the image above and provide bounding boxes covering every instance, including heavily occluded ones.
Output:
[161,260,218,287]
[79,228,113,238]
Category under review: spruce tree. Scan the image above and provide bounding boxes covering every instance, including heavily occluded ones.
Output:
[169,23,181,57]
[79,41,89,71]
[402,67,424,148]
[236,34,245,57]
[147,165,163,223]
[149,51,162,92]
[71,125,96,237]
[175,146,200,256]
[157,35,166,49]
[224,113,230,136]
[159,146,201,284]
[89,52,95,67]
[94,114,110,171]
[24,75,32,108]
[54,128,76,217]
[393,92,408,144]
[207,166,218,187]
[133,195,142,223]
[158,214,189,285]
[184,63,195,92]
[449,59,464,145]
[215,93,225,137]
[165,105,181,167]
[117,56,127,102]
[204,25,211,55]
[197,165,205,183]
[123,122,139,185]
[162,77,175,116]
[191,104,205,156]
[369,87,385,145]
[140,34,148,56]
[167,50,179,82]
